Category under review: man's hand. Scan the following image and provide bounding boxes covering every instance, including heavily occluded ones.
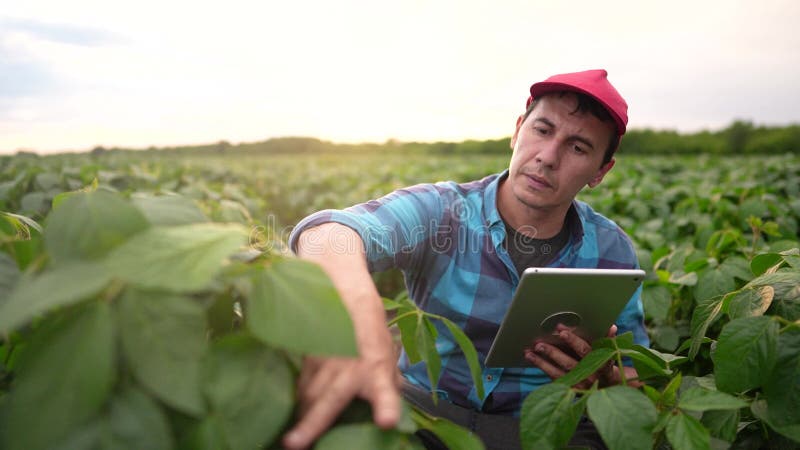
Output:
[285,223,403,449]
[282,352,401,449]
[524,324,642,389]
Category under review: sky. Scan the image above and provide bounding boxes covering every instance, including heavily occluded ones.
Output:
[1,0,799,154]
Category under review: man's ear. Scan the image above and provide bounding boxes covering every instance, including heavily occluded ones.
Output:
[588,158,615,188]
[510,114,525,149]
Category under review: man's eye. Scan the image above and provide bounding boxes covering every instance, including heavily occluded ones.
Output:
[535,127,549,135]
[573,145,586,154]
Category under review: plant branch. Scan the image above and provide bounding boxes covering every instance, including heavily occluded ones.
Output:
[386,310,418,328]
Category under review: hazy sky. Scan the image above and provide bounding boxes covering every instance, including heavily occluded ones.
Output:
[2,0,799,154]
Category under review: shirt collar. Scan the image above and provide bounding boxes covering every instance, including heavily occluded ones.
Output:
[483,170,507,227]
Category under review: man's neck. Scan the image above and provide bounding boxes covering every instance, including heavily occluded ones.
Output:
[496,178,570,239]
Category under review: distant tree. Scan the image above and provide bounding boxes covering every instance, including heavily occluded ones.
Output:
[724,120,754,153]
[216,140,231,153]
[14,150,39,158]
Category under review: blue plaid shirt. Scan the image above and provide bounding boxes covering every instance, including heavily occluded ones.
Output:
[289,171,648,416]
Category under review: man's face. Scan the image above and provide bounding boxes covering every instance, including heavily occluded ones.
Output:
[506,93,616,215]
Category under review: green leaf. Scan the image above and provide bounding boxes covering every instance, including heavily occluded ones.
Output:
[653,325,680,352]
[20,191,49,216]
[178,417,229,450]
[762,327,800,428]
[555,348,615,387]
[593,331,636,350]
[689,295,725,359]
[761,274,800,321]
[132,194,209,226]
[678,387,748,411]
[620,349,672,380]
[519,383,585,450]
[669,271,698,286]
[751,253,784,276]
[441,317,485,400]
[665,411,710,450]
[726,287,773,319]
[632,344,688,368]
[744,271,800,290]
[2,211,43,234]
[44,190,150,264]
[202,334,294,450]
[586,386,657,450]
[410,409,484,450]
[676,336,713,355]
[314,422,424,450]
[104,386,174,450]
[660,373,683,409]
[333,400,417,435]
[116,289,207,416]
[51,177,99,210]
[713,316,778,393]
[206,291,238,338]
[718,256,754,282]
[0,302,115,450]
[248,257,357,356]
[0,262,112,334]
[688,374,718,391]
[643,285,671,321]
[694,268,736,303]
[751,399,800,442]
[382,297,406,311]
[35,172,60,190]
[215,199,253,224]
[106,222,247,292]
[642,385,660,404]
[397,313,422,363]
[701,409,739,442]
[418,316,442,390]
[0,252,20,302]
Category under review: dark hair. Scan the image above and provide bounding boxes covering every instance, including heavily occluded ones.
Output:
[524,91,620,165]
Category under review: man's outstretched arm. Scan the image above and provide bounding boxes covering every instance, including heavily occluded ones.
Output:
[282,222,401,450]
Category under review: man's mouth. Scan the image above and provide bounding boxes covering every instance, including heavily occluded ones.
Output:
[524,173,554,190]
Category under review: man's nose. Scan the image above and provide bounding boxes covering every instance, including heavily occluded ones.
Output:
[535,139,560,168]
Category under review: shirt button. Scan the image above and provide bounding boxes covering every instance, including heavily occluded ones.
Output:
[486,375,493,381]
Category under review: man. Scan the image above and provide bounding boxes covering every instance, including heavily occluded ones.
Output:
[283,69,648,450]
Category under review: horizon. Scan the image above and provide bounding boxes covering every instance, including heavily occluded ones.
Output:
[9,118,798,157]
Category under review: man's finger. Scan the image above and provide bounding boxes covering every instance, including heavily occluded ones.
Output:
[555,328,592,358]
[283,370,360,450]
[300,359,347,407]
[525,347,566,380]
[364,369,401,428]
[297,356,325,391]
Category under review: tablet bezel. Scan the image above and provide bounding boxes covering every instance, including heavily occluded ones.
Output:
[484,267,645,368]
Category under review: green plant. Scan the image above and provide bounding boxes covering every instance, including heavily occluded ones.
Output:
[0,190,481,450]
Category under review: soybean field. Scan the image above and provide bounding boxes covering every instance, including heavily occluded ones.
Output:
[0,150,798,449]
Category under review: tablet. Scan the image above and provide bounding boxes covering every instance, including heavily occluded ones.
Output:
[484,267,645,367]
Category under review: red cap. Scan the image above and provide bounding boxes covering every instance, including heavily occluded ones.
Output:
[526,69,628,136]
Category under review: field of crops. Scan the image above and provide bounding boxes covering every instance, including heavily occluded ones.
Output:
[1,150,799,449]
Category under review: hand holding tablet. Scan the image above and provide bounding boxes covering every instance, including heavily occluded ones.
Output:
[484,268,645,368]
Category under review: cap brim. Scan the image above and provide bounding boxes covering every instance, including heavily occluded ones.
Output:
[530,81,626,136]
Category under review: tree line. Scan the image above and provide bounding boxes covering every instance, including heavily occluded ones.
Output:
[25,120,799,157]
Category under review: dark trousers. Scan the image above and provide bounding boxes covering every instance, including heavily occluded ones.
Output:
[402,381,607,450]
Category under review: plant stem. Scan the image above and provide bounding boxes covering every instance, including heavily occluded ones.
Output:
[387,310,418,327]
